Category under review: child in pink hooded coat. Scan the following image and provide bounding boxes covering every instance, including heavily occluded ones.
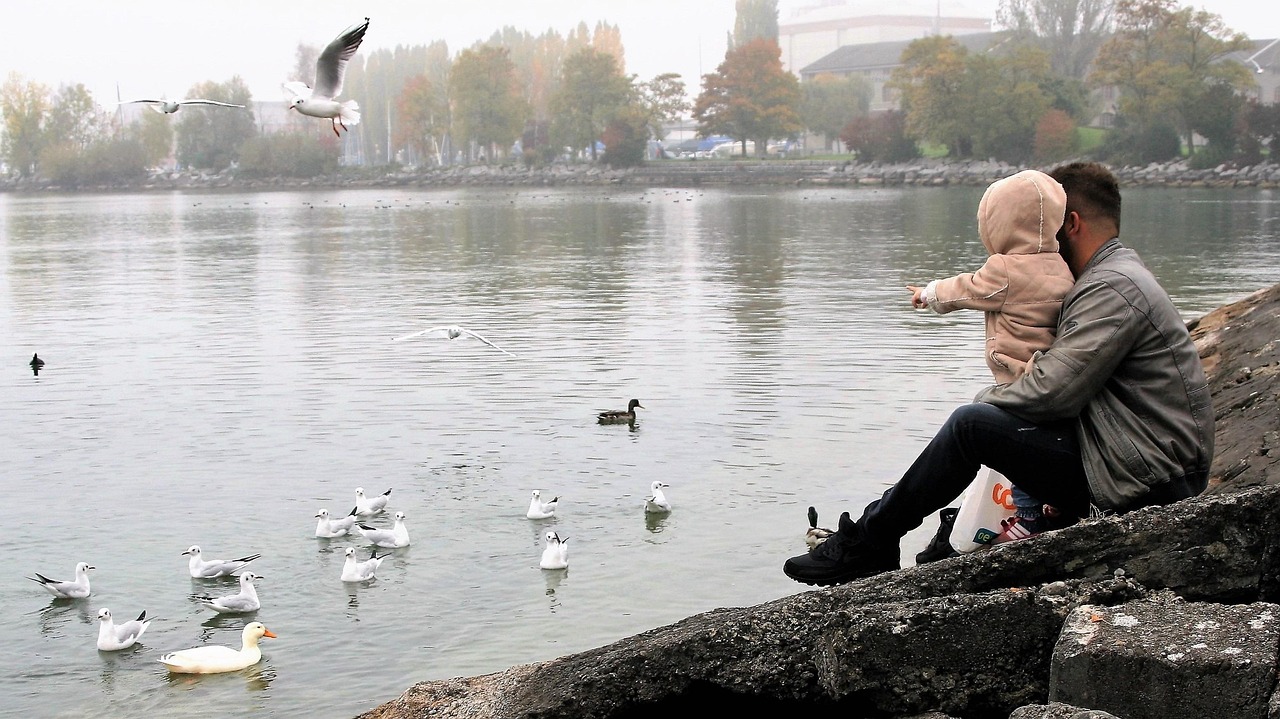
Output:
[908,169,1076,540]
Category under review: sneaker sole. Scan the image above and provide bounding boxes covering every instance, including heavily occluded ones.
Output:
[783,564,898,587]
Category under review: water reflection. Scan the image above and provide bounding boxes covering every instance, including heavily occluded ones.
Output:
[162,662,275,692]
[542,569,566,612]
[34,599,94,638]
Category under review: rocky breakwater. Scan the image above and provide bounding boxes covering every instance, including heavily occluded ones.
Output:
[354,282,1280,719]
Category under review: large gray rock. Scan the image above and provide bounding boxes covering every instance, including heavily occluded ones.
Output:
[1050,595,1280,719]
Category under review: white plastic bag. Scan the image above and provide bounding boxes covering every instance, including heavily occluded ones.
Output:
[949,467,1017,553]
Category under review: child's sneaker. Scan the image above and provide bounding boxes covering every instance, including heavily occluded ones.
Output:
[991,516,1043,545]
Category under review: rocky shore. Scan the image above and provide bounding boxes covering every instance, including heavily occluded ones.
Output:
[4,157,1280,193]
[354,282,1280,719]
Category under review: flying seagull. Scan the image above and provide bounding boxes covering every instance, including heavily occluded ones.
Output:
[122,97,244,114]
[284,17,370,136]
[393,325,516,356]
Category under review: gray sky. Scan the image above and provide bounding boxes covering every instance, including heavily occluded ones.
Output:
[0,0,1275,109]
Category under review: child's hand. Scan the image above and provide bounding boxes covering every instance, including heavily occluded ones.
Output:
[906,285,927,309]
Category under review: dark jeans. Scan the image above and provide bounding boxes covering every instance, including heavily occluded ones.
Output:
[859,402,1092,544]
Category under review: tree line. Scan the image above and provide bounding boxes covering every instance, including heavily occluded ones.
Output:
[2,0,1278,185]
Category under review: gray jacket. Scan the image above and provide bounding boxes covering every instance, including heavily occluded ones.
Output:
[975,239,1215,512]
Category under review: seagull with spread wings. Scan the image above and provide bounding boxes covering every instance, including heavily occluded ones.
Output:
[122,97,244,114]
[284,18,370,136]
[394,325,516,356]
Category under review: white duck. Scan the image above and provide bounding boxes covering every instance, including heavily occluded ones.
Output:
[196,572,262,614]
[526,489,559,520]
[354,486,392,517]
[539,530,569,570]
[97,608,153,651]
[183,546,261,579]
[341,546,388,582]
[315,507,358,538]
[158,622,276,674]
[27,562,94,599]
[357,511,411,548]
[644,481,672,514]
[284,18,369,136]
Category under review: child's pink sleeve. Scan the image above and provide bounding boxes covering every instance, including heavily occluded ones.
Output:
[924,255,1010,314]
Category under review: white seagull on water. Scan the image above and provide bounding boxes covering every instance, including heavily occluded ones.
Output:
[195,571,262,614]
[284,18,370,136]
[27,562,94,599]
[315,507,359,537]
[393,325,516,356]
[539,530,569,570]
[354,486,392,517]
[183,545,261,579]
[341,546,389,582]
[526,489,559,520]
[357,511,411,548]
[644,481,672,514]
[122,96,244,114]
[97,608,153,651]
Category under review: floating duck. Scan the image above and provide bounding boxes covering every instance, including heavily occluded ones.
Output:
[644,481,672,514]
[158,622,276,674]
[598,399,644,424]
[183,546,261,579]
[526,490,559,520]
[30,353,45,371]
[539,531,569,570]
[341,546,388,582]
[804,506,836,550]
[357,511,411,548]
[27,562,94,599]
[315,507,358,538]
[97,608,152,651]
[196,572,262,614]
[354,487,392,517]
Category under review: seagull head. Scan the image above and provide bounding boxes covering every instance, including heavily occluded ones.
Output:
[77,562,96,573]
[394,511,406,521]
[316,509,329,519]
[182,546,200,557]
[344,547,357,558]
[241,572,261,584]
[98,608,112,621]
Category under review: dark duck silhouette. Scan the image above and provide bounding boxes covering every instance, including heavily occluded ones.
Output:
[598,399,644,424]
[30,353,45,375]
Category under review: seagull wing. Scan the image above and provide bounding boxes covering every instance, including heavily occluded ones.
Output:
[313,17,369,100]
[121,99,164,105]
[393,326,451,342]
[180,99,244,108]
[455,327,515,356]
[282,81,312,100]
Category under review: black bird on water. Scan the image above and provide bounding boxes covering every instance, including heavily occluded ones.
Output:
[30,353,45,376]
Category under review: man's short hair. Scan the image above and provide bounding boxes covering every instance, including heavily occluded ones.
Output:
[1050,161,1121,232]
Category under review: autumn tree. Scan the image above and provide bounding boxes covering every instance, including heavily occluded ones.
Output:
[44,84,103,151]
[732,0,780,47]
[997,0,1115,79]
[635,73,690,142]
[174,77,255,170]
[840,110,919,163]
[1,73,49,177]
[449,45,527,161]
[889,36,975,156]
[396,74,447,165]
[131,110,175,167]
[800,73,871,152]
[693,38,801,157]
[550,48,632,161]
[1090,0,1253,157]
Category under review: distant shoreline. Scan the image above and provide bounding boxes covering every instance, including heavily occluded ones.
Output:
[3,157,1278,193]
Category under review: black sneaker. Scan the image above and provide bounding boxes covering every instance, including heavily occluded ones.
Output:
[783,511,900,586]
[914,507,960,564]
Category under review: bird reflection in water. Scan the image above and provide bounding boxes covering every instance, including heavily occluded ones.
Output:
[163,663,276,692]
[34,599,94,638]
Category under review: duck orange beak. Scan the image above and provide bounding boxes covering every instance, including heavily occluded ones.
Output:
[263,629,278,638]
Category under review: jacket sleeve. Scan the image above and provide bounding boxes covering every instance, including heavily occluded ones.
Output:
[974,279,1136,421]
[926,255,1010,315]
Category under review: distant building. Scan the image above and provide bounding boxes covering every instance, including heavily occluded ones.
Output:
[1232,38,1280,106]
[799,31,1008,113]
[779,0,991,77]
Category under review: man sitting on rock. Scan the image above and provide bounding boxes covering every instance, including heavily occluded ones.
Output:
[784,161,1216,587]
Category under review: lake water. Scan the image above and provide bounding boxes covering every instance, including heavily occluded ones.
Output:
[2,184,1277,718]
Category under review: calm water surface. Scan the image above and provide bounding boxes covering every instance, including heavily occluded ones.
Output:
[2,184,1277,717]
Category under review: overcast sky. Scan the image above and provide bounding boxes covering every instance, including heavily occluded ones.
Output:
[1,0,1276,108]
